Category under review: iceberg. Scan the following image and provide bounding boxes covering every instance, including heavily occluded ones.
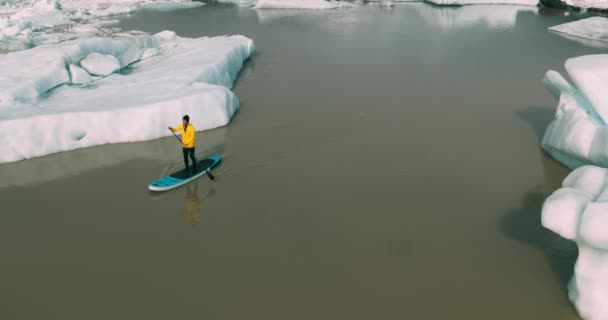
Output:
[217,0,258,6]
[549,17,608,47]
[253,0,339,9]
[0,31,255,164]
[418,3,537,29]
[542,55,608,169]
[425,0,538,5]
[542,165,608,320]
[140,1,205,11]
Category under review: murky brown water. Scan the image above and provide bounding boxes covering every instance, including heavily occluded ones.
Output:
[1,2,605,319]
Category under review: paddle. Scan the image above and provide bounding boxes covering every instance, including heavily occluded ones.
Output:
[169,128,215,180]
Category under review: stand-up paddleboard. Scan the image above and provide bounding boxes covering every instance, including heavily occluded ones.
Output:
[148,155,221,192]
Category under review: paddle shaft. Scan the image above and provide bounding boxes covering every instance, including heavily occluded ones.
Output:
[169,128,215,180]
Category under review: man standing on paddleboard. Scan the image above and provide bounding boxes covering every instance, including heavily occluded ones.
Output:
[169,115,197,175]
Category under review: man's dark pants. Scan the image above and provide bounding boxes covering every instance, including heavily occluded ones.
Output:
[183,147,197,173]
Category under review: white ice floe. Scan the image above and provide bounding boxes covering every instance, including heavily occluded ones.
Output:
[217,0,258,6]
[542,165,608,320]
[418,3,537,30]
[0,31,254,163]
[140,1,205,11]
[424,0,538,5]
[542,55,608,169]
[0,0,204,52]
[253,0,339,9]
[549,17,608,46]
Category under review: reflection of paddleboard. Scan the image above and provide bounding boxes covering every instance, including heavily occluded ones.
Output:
[148,155,221,192]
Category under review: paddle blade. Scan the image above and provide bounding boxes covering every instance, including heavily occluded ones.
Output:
[206,170,215,180]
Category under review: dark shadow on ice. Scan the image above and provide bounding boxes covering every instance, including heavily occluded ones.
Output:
[515,106,555,142]
[500,187,578,290]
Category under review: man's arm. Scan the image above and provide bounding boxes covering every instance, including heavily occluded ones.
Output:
[168,125,183,133]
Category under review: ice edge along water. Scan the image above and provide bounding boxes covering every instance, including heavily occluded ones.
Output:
[549,17,608,47]
[0,31,254,164]
[542,55,608,320]
[240,0,540,9]
[542,165,608,320]
[542,54,608,170]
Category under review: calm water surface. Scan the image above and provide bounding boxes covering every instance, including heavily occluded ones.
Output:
[1,2,605,319]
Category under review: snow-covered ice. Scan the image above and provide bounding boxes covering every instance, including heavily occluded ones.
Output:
[550,17,608,46]
[542,165,608,320]
[0,31,254,163]
[542,55,608,169]
[424,0,538,5]
[0,0,204,52]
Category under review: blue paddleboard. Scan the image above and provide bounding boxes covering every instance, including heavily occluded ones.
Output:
[148,155,221,191]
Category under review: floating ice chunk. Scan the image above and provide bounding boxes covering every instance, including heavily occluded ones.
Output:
[88,3,137,17]
[141,1,206,11]
[425,0,538,5]
[542,165,608,320]
[541,55,608,169]
[253,0,339,9]
[417,4,537,30]
[217,0,258,6]
[80,52,121,76]
[0,32,254,163]
[550,17,608,44]
[154,30,179,41]
[329,0,358,7]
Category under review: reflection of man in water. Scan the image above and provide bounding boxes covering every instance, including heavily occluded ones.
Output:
[184,183,201,224]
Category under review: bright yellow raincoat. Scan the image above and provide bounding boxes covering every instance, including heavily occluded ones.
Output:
[170,123,196,148]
